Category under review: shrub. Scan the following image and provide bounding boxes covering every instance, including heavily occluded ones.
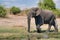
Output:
[53,10,60,18]
[38,0,56,10]
[10,6,21,15]
[0,5,7,17]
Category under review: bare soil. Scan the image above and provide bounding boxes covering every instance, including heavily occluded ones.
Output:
[0,15,60,30]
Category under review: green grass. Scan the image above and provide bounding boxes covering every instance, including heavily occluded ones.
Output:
[0,26,59,40]
[0,26,28,40]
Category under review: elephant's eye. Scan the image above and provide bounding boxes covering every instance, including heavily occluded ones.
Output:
[32,13,36,17]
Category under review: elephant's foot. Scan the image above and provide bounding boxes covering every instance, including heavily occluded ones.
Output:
[54,29,58,32]
[46,30,58,32]
[46,30,50,32]
[37,28,41,33]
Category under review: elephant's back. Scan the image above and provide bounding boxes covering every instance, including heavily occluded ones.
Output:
[41,10,55,23]
[42,10,54,17]
[42,10,53,15]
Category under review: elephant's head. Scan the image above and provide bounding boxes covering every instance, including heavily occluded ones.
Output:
[27,8,42,32]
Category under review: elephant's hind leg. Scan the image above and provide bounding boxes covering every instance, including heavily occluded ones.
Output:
[52,20,58,32]
[47,24,52,32]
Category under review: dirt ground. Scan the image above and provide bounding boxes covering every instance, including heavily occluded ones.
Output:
[0,15,60,30]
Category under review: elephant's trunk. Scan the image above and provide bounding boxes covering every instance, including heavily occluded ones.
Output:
[28,17,31,32]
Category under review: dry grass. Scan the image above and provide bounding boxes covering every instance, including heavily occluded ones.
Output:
[0,25,59,40]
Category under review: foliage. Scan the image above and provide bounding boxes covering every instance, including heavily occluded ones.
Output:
[0,5,7,17]
[10,6,21,15]
[53,9,60,17]
[38,0,60,17]
[38,0,56,10]
[19,9,29,16]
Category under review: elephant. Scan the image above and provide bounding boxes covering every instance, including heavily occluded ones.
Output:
[27,7,58,33]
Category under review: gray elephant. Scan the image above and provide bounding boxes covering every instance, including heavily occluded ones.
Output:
[27,8,58,33]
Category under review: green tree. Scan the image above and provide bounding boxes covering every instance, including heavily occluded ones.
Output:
[10,6,21,15]
[0,5,7,17]
[38,0,56,10]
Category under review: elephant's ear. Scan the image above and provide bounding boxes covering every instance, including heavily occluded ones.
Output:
[36,9,41,16]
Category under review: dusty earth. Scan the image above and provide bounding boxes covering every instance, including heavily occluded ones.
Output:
[0,15,60,30]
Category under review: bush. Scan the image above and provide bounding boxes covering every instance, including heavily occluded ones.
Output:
[10,6,21,15]
[53,10,60,18]
[38,0,56,10]
[0,5,7,17]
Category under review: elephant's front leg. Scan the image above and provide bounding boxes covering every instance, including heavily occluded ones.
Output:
[36,24,41,33]
[35,17,43,33]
